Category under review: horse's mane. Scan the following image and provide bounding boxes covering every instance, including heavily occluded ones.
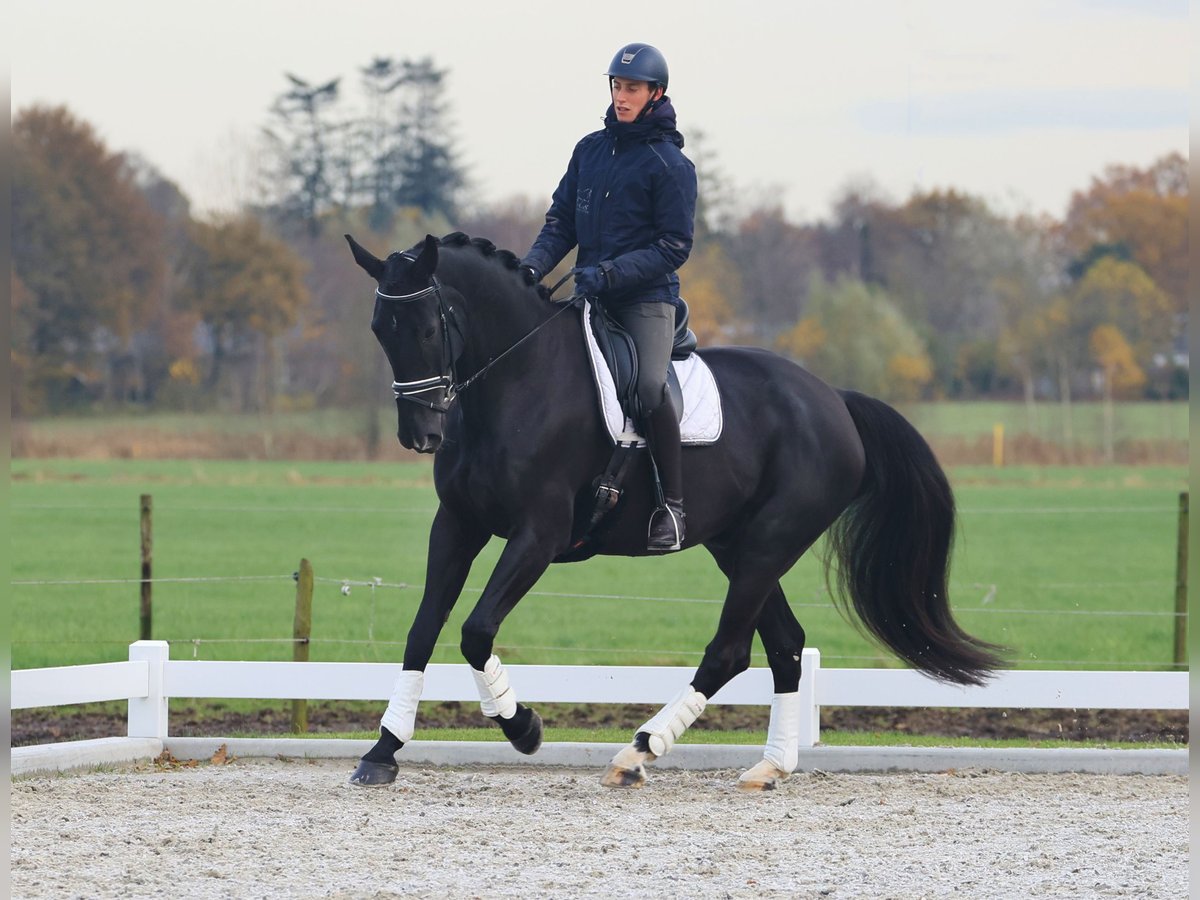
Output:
[411,231,552,301]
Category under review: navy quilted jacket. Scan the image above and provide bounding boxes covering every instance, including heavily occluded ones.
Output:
[523,99,697,306]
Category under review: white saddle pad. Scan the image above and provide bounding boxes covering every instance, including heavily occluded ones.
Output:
[581,300,723,447]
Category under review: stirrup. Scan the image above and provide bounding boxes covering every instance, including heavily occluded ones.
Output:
[647,502,685,552]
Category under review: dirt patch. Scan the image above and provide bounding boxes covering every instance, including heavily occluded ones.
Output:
[11,701,1188,746]
[11,760,1189,899]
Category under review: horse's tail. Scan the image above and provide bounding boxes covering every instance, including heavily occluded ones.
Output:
[827,390,1006,686]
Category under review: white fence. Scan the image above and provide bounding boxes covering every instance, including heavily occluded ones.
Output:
[12,641,1188,748]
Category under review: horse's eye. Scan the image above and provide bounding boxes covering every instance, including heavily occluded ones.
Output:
[423,326,437,341]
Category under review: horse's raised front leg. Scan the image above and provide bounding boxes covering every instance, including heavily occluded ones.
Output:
[737,585,806,792]
[349,506,489,786]
[458,521,567,756]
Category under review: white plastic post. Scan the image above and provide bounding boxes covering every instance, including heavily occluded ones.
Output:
[799,648,820,746]
[128,640,169,739]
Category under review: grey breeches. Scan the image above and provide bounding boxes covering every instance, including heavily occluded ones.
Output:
[606,301,676,416]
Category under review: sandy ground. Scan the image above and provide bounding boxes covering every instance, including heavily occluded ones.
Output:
[11,759,1188,899]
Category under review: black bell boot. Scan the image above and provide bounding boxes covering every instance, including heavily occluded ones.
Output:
[644,400,685,552]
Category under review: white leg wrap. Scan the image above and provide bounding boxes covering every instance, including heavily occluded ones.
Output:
[637,685,707,757]
[762,691,801,774]
[379,669,424,743]
[472,654,517,719]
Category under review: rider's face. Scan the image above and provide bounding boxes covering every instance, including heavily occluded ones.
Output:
[611,77,663,123]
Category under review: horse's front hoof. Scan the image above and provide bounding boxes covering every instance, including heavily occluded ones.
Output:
[492,705,543,755]
[348,759,399,786]
[736,759,788,792]
[600,763,646,788]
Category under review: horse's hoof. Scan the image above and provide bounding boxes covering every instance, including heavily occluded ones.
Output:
[348,759,399,786]
[600,744,649,788]
[493,705,543,755]
[737,759,789,792]
[600,763,646,788]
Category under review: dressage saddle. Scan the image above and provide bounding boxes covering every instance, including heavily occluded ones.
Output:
[588,299,697,425]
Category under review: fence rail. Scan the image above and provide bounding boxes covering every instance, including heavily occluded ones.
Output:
[11,641,1188,748]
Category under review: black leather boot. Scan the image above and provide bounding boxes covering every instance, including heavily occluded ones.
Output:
[644,400,685,552]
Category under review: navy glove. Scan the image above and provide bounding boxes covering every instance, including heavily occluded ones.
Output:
[519,264,541,286]
[574,266,608,297]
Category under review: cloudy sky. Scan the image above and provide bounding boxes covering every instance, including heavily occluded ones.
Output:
[11,0,1189,223]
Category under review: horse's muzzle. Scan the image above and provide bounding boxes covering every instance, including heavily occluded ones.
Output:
[402,432,442,454]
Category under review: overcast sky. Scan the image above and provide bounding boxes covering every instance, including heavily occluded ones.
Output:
[10,0,1189,224]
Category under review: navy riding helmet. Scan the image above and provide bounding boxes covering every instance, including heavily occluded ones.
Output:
[605,43,669,90]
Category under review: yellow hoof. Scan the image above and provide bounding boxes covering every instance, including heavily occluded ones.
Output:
[737,759,789,792]
[600,764,646,788]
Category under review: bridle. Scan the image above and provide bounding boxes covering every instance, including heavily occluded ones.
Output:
[375,278,465,414]
[377,267,581,415]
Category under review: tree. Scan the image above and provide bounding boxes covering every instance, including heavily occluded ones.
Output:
[389,58,464,219]
[678,241,740,346]
[1069,257,1173,371]
[262,73,342,236]
[1062,153,1187,323]
[12,105,167,410]
[777,275,932,402]
[1090,324,1146,462]
[177,216,311,411]
[722,205,819,343]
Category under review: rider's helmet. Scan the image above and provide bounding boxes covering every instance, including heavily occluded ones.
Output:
[605,43,669,91]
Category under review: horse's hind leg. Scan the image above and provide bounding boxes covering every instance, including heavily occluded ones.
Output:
[738,587,807,792]
[601,544,788,788]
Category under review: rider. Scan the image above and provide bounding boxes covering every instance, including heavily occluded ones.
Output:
[520,42,697,553]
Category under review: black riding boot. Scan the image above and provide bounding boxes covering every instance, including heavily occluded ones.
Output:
[644,400,685,552]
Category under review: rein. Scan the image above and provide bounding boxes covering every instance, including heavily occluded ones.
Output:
[378,274,582,414]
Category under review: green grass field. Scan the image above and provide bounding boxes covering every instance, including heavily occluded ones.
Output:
[11,458,1186,675]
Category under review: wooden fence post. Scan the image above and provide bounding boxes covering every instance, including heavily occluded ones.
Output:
[140,494,153,641]
[292,558,314,733]
[1174,492,1188,669]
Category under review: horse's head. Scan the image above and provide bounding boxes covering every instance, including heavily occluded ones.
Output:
[346,233,465,454]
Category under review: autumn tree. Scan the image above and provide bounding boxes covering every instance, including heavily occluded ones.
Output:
[1062,153,1187,323]
[678,241,740,346]
[177,216,310,411]
[777,275,932,402]
[1090,324,1146,462]
[12,105,167,411]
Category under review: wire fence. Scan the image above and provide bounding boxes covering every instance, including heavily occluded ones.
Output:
[10,566,1187,671]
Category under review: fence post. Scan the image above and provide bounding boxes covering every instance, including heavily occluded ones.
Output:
[799,648,820,747]
[140,494,153,640]
[128,640,169,739]
[1175,492,1188,668]
[291,559,314,733]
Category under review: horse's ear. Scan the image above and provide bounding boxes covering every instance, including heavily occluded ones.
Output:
[345,234,384,281]
[409,234,439,283]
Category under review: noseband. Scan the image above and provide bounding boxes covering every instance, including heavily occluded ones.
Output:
[376,280,463,414]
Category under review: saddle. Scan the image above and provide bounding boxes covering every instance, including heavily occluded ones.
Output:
[561,300,703,562]
[588,300,697,424]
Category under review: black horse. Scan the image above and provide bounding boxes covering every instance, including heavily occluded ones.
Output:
[345,232,1003,790]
